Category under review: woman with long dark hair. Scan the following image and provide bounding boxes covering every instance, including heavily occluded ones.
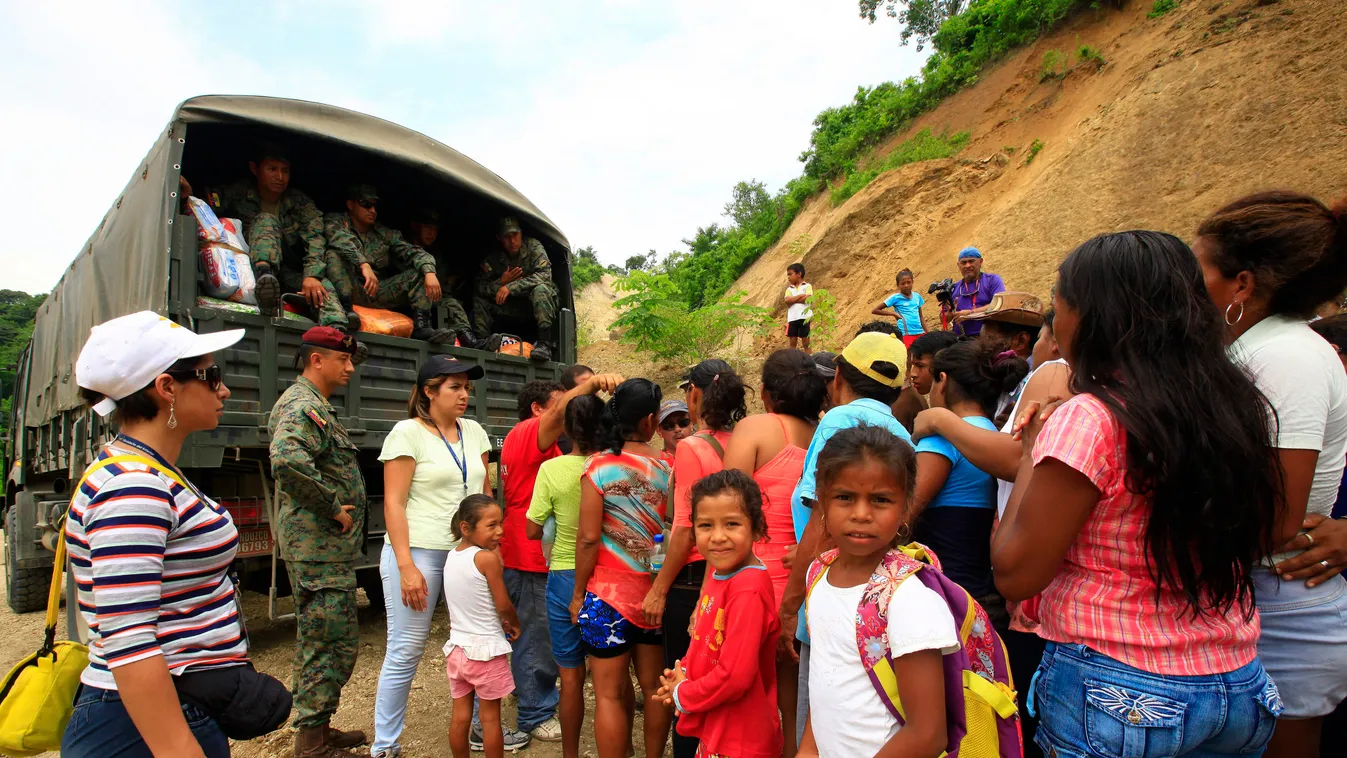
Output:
[570,379,673,758]
[1196,191,1347,758]
[993,231,1285,757]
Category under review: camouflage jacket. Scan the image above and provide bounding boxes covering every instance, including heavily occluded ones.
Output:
[211,180,327,279]
[324,213,436,276]
[476,236,553,298]
[268,377,367,562]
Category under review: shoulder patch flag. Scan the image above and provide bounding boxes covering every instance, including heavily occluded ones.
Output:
[305,408,327,430]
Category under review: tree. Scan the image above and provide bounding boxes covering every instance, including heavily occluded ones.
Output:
[858,0,968,51]
[0,290,46,439]
[623,250,659,274]
[722,180,777,237]
[571,245,607,290]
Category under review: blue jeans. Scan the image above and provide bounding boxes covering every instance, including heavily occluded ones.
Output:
[1031,642,1282,758]
[61,684,230,758]
[474,569,559,733]
[372,544,449,754]
[545,570,585,668]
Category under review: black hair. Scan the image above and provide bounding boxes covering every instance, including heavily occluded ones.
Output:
[689,359,747,432]
[560,364,594,390]
[1198,191,1347,318]
[564,395,606,455]
[815,425,917,547]
[1056,230,1282,618]
[931,340,1028,418]
[1310,313,1347,351]
[517,380,564,422]
[79,355,203,425]
[689,470,768,541]
[251,141,290,165]
[760,349,828,421]
[600,378,662,454]
[856,320,902,337]
[908,331,960,360]
[979,319,1041,353]
[896,268,914,283]
[834,357,902,406]
[452,494,502,540]
[787,262,805,276]
[1043,308,1056,332]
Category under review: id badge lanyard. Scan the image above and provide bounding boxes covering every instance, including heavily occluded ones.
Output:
[437,422,469,490]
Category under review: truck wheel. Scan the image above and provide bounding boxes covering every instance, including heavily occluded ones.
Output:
[5,508,49,614]
[357,567,386,613]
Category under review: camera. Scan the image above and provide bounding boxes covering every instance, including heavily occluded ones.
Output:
[928,278,955,307]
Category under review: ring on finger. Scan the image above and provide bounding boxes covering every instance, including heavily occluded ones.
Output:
[1323,560,1332,570]
[1306,532,1315,546]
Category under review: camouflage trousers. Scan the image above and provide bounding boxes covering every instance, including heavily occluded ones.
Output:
[286,560,358,729]
[473,280,558,336]
[249,213,346,327]
[326,254,471,332]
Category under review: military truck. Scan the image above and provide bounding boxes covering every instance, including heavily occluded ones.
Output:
[2,95,578,620]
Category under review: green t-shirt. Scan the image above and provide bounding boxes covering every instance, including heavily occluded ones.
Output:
[526,454,586,571]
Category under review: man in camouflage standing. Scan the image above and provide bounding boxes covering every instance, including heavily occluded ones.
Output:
[474,216,559,362]
[189,142,349,327]
[324,184,476,346]
[269,326,368,758]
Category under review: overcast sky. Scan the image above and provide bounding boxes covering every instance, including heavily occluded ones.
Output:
[0,1,927,295]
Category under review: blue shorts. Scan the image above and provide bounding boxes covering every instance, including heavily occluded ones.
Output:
[577,592,660,658]
[1253,568,1347,718]
[545,570,585,669]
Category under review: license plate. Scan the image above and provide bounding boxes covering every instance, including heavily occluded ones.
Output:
[237,527,273,557]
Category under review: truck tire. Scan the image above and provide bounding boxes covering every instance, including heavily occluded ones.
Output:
[5,508,49,614]
[357,567,386,613]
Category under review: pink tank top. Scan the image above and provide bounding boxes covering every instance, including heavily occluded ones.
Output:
[753,414,807,609]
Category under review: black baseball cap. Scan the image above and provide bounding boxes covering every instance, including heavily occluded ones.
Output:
[812,351,838,380]
[418,355,485,385]
[679,359,734,390]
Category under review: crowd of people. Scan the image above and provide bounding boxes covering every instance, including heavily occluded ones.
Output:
[57,188,1347,758]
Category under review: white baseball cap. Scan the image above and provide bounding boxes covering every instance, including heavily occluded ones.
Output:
[76,311,245,417]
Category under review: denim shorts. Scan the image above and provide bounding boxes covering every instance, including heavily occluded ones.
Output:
[62,684,230,758]
[577,591,660,658]
[1031,643,1282,758]
[1253,568,1347,718]
[545,570,586,668]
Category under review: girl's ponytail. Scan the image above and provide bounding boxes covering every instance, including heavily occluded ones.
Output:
[600,378,663,455]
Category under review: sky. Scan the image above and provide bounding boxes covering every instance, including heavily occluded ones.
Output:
[0,0,928,295]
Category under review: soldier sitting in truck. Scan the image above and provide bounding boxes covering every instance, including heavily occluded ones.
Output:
[474,216,559,362]
[183,142,350,328]
[323,184,473,346]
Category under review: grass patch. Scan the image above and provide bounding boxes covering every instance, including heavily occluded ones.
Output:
[1039,49,1067,81]
[1025,138,1045,164]
[1076,44,1106,67]
[830,129,971,206]
[1148,0,1178,17]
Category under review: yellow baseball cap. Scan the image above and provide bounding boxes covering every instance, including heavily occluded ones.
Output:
[838,332,908,388]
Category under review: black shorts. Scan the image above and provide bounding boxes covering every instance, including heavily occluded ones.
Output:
[787,319,811,338]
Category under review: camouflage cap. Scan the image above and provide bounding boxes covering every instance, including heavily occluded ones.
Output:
[346,184,380,203]
[498,216,522,236]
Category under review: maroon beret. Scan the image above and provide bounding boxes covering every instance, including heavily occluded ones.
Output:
[301,326,357,354]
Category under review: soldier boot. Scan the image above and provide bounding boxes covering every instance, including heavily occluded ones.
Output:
[293,724,361,758]
[326,725,367,749]
[531,339,554,363]
[254,263,282,318]
[455,327,482,351]
[338,297,362,333]
[411,309,454,344]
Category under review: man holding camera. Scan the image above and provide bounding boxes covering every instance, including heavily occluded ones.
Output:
[948,246,1006,337]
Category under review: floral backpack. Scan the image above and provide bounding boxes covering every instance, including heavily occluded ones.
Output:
[805,544,1023,758]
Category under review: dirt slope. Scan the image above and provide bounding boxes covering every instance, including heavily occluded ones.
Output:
[730,0,1347,336]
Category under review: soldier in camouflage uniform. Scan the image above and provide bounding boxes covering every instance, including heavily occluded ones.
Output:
[268,326,368,758]
[474,216,559,361]
[409,207,478,346]
[195,142,350,328]
[324,185,476,346]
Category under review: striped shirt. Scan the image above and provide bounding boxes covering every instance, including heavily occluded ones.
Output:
[65,446,248,689]
[1030,394,1260,676]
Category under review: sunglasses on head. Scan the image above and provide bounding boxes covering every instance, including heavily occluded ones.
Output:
[660,418,692,431]
[357,199,377,210]
[167,365,224,392]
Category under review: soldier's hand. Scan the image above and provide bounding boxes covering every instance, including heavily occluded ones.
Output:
[178,175,194,198]
[495,285,510,306]
[334,504,356,534]
[585,373,624,396]
[424,272,442,302]
[303,277,327,308]
[500,266,523,285]
[361,264,379,298]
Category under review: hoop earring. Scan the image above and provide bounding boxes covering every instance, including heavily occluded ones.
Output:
[1224,302,1245,326]
[167,401,178,430]
[897,523,912,545]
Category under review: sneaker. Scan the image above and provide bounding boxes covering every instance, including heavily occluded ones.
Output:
[529,717,562,742]
[368,748,400,758]
[469,724,531,753]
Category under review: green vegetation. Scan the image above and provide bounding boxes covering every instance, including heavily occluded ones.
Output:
[1025,138,1045,164]
[1039,49,1067,81]
[1076,44,1106,66]
[571,245,608,291]
[859,0,972,50]
[1148,0,1178,18]
[1,290,45,440]
[610,272,771,365]
[806,289,841,352]
[830,129,971,206]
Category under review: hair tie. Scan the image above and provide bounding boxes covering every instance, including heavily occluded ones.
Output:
[712,374,720,382]
[994,349,1018,365]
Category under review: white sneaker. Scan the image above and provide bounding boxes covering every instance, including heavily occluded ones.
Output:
[529,716,563,742]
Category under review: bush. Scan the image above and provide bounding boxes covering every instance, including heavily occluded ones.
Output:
[571,245,607,291]
[830,129,971,206]
[1039,49,1066,81]
[1076,44,1106,66]
[1025,138,1045,164]
[1148,0,1177,17]
[610,271,772,365]
[807,289,841,351]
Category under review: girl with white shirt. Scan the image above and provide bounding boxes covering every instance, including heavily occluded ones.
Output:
[371,356,493,758]
[1196,191,1347,758]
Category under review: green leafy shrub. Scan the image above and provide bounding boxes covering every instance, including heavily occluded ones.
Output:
[1025,138,1045,164]
[1076,44,1106,66]
[1039,49,1066,81]
[807,289,841,352]
[610,271,772,365]
[830,129,971,206]
[1148,0,1178,17]
[571,245,607,291]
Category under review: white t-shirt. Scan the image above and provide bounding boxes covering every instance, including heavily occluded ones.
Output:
[378,417,492,550]
[786,283,813,322]
[1230,315,1347,561]
[808,568,960,758]
[996,358,1068,517]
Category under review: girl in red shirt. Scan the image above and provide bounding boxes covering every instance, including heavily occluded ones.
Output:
[658,470,782,758]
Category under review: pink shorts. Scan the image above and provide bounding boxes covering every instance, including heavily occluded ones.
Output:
[444,647,514,700]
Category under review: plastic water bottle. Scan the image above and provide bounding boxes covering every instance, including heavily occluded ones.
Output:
[649,533,666,574]
[542,515,557,566]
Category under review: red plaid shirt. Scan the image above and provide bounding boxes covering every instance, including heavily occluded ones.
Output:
[1031,394,1260,676]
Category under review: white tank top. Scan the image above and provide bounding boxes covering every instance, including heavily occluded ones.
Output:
[441,545,512,660]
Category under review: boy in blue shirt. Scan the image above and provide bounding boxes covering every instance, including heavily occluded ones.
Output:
[871,269,926,337]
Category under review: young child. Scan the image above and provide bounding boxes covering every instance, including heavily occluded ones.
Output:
[798,425,958,758]
[872,269,926,343]
[657,470,782,758]
[443,494,522,758]
[784,262,814,352]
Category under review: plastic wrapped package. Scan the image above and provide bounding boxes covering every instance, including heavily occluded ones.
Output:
[352,305,414,338]
[199,242,242,300]
[187,196,227,243]
[229,251,257,305]
[219,217,249,252]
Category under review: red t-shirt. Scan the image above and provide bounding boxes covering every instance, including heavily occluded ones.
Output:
[499,417,559,572]
[673,564,782,758]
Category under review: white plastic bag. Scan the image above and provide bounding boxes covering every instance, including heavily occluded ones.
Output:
[219,217,249,252]
[187,196,227,243]
[229,251,257,305]
[200,242,242,300]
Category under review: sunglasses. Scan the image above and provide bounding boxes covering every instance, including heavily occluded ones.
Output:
[660,418,692,431]
[167,365,224,392]
[357,199,378,210]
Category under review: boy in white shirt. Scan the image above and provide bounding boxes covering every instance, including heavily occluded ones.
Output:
[784,262,814,353]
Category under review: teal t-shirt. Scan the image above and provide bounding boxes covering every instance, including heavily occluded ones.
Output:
[883,291,926,336]
[914,415,1000,509]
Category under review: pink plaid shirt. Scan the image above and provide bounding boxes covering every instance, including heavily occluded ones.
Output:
[1031,393,1260,676]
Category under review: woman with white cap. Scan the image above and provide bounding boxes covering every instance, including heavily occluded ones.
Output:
[61,311,259,757]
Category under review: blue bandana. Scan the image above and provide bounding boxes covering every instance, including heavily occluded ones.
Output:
[958,246,982,260]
